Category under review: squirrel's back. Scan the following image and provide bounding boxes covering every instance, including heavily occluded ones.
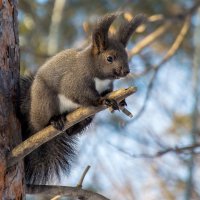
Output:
[20,76,92,184]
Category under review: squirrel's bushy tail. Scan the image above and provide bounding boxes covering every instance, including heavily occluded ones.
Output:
[20,76,92,184]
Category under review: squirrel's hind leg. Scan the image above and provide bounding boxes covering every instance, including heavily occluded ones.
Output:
[30,78,60,132]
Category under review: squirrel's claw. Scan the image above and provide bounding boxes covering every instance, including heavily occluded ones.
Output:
[103,98,119,110]
[119,99,127,107]
[50,114,66,131]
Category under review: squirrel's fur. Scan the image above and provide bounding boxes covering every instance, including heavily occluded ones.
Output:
[20,13,145,184]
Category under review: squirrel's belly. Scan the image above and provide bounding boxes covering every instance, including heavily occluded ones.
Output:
[94,78,111,94]
[58,94,80,113]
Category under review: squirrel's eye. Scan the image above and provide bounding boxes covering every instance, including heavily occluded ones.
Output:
[107,56,113,63]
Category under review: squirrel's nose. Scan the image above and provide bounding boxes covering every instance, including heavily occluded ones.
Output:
[123,69,130,76]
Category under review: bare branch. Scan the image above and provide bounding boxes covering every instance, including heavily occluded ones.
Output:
[50,165,93,199]
[128,22,171,58]
[115,143,200,159]
[51,195,61,200]
[7,87,137,168]
[185,7,200,199]
[128,1,200,58]
[159,16,191,65]
[77,165,91,188]
[131,16,191,121]
[26,185,110,200]
[47,0,67,55]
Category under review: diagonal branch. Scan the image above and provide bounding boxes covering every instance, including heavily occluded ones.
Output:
[7,87,137,168]
[128,1,200,59]
[77,165,91,188]
[47,0,67,55]
[128,22,172,58]
[49,165,103,200]
[26,184,110,200]
[114,143,200,159]
[131,16,191,122]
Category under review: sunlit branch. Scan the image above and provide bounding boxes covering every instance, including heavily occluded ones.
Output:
[131,16,191,122]
[27,185,110,200]
[128,1,200,59]
[49,165,99,200]
[128,22,171,58]
[77,165,91,188]
[7,87,136,168]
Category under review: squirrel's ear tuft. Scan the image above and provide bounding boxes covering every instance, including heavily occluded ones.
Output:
[116,14,146,47]
[92,13,119,54]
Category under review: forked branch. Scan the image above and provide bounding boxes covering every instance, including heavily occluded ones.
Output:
[27,184,110,200]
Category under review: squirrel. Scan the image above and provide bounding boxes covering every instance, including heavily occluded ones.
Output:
[19,12,145,184]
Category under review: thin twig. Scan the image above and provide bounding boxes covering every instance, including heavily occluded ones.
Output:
[131,16,191,122]
[7,87,137,168]
[47,0,66,55]
[50,165,91,199]
[51,195,61,200]
[26,185,110,200]
[128,22,171,58]
[128,1,200,58]
[77,165,91,188]
[114,143,200,159]
[185,7,200,199]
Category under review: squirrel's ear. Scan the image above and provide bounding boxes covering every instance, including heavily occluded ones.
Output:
[92,13,118,54]
[116,14,146,47]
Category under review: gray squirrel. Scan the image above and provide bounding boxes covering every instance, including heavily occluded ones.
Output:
[19,12,145,184]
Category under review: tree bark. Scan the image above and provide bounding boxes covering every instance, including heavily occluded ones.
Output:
[0,0,24,199]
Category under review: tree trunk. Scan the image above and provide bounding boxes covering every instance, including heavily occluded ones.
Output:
[0,0,24,199]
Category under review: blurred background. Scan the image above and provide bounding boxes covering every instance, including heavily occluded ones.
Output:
[19,0,200,199]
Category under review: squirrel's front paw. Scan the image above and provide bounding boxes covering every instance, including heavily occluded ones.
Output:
[119,99,127,107]
[103,98,119,110]
[50,114,66,131]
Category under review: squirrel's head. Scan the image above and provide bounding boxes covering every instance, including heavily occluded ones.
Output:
[91,13,145,80]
